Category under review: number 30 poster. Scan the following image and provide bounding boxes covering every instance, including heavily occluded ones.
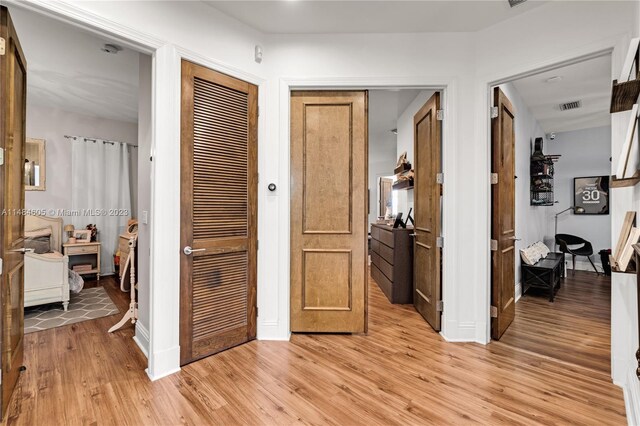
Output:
[574,176,609,215]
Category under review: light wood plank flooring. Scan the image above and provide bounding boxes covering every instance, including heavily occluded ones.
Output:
[5,272,625,425]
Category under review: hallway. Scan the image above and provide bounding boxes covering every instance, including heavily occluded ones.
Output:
[6,272,625,425]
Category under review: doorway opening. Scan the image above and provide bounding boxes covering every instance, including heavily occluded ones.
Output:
[0,4,153,417]
[489,53,614,373]
[289,87,446,335]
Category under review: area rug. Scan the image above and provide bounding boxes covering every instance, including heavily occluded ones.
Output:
[24,286,119,334]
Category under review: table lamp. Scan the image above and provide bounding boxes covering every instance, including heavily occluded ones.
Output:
[64,224,75,243]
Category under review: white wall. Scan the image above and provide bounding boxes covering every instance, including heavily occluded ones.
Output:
[34,0,639,397]
[25,104,138,223]
[134,53,153,357]
[395,90,436,216]
[552,126,612,269]
[368,91,399,229]
[496,82,547,294]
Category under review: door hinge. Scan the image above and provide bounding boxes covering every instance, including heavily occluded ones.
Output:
[257,240,259,250]
[436,173,444,185]
[257,106,260,117]
[436,300,444,312]
[490,305,498,318]
[491,173,498,184]
[436,236,444,248]
[0,38,5,56]
[0,148,4,166]
[490,239,498,251]
[436,109,444,121]
[257,172,259,183]
[256,306,258,317]
[490,106,499,119]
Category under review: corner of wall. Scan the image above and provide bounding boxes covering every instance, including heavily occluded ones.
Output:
[133,322,150,358]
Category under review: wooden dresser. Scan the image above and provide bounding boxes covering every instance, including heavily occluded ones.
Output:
[370,224,414,304]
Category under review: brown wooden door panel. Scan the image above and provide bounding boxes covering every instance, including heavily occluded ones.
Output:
[290,91,368,333]
[379,177,393,216]
[491,87,516,340]
[180,61,257,365]
[413,93,442,331]
[0,6,26,418]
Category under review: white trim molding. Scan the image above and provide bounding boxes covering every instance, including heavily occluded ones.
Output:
[133,322,150,358]
[278,76,462,342]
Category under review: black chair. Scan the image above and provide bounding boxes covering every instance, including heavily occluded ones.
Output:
[555,233,599,275]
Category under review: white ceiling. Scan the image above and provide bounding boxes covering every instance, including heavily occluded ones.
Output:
[369,89,421,163]
[205,0,547,34]
[512,55,612,133]
[8,6,140,123]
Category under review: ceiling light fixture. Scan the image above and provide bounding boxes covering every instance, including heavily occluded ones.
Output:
[101,44,122,54]
[508,0,527,7]
[545,76,563,83]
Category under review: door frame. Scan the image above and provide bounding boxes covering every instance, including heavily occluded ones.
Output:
[4,0,266,381]
[279,78,456,340]
[480,41,620,344]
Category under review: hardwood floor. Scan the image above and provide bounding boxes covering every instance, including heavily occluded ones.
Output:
[5,272,625,425]
[498,270,613,374]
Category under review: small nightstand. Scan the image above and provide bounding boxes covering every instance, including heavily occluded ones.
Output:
[63,242,101,281]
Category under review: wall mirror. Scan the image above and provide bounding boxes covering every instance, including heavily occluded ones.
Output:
[25,138,46,191]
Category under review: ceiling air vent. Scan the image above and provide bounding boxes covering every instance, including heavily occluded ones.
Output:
[508,0,527,7]
[559,100,582,111]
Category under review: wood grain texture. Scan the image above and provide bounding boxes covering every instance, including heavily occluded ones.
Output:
[180,60,257,365]
[491,87,517,340]
[290,91,368,333]
[3,272,625,425]
[413,92,441,331]
[0,6,27,419]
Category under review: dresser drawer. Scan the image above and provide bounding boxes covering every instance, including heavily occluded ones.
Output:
[378,228,394,248]
[370,238,380,255]
[371,225,380,242]
[378,242,394,265]
[65,244,99,255]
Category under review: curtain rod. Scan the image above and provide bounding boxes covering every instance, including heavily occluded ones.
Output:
[64,135,138,148]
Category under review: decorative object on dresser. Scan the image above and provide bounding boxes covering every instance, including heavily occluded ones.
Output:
[73,229,91,243]
[530,137,561,206]
[24,215,70,311]
[64,224,75,242]
[370,223,413,304]
[63,241,101,280]
[86,224,98,242]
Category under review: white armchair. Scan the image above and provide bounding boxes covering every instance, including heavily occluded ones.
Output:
[24,216,70,311]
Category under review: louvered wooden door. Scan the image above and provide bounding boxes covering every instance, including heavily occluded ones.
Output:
[180,61,257,365]
[413,93,442,331]
[491,87,516,340]
[0,6,27,417]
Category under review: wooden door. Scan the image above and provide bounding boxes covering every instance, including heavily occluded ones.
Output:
[290,91,368,333]
[379,177,393,217]
[491,87,516,340]
[413,93,442,331]
[0,6,26,417]
[180,60,258,365]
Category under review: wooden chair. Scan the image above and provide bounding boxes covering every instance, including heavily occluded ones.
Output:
[555,233,599,275]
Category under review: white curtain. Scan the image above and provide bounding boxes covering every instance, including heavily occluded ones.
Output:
[71,137,131,275]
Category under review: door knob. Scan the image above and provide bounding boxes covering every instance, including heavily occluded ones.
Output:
[183,246,206,256]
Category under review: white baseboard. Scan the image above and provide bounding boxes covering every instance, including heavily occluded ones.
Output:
[133,322,150,358]
[564,259,604,274]
[442,320,476,342]
[147,345,181,381]
[622,366,640,426]
[258,321,291,341]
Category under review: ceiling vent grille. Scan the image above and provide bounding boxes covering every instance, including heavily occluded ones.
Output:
[559,100,582,111]
[508,0,527,7]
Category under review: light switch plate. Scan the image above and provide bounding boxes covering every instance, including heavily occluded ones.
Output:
[142,210,148,224]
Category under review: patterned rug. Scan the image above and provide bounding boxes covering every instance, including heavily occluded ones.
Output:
[24,286,119,334]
